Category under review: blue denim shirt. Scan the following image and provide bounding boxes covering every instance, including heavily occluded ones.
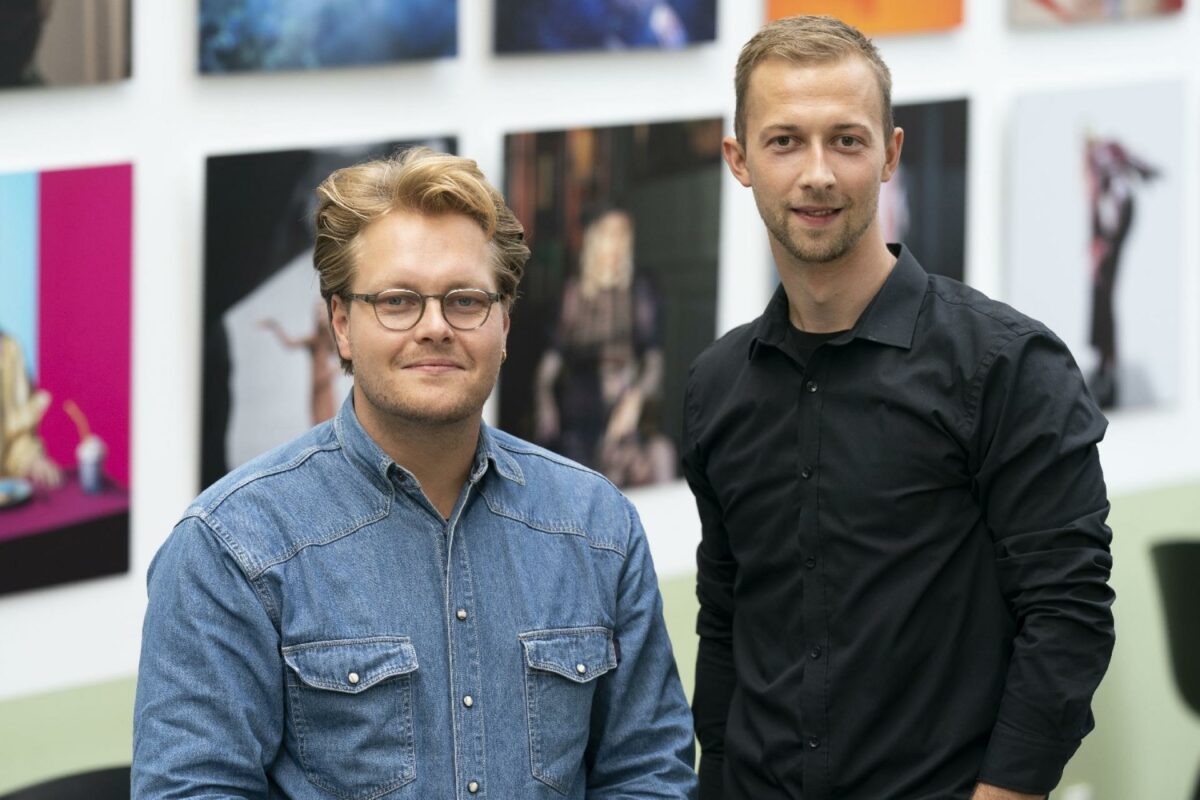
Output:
[133,399,696,800]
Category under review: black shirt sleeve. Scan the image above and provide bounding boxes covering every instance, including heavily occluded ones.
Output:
[965,330,1116,793]
[681,372,737,800]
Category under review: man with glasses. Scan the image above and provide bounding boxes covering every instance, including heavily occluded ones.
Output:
[133,148,697,799]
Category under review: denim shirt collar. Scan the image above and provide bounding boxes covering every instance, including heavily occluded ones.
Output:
[332,393,525,491]
[749,243,929,360]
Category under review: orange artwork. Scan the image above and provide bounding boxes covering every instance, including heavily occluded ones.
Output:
[766,0,963,35]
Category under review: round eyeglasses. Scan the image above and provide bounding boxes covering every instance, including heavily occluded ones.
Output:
[344,288,501,332]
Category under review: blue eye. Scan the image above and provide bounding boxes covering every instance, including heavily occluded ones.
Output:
[451,295,484,309]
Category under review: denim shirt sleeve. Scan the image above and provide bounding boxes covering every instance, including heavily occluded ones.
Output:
[133,513,284,799]
[583,499,698,799]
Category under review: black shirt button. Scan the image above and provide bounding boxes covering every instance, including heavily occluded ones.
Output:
[806,381,818,393]
[805,557,816,569]
[808,736,820,749]
[810,646,822,660]
[801,466,813,479]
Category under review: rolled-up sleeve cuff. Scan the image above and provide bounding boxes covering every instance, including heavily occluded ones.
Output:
[978,725,1081,795]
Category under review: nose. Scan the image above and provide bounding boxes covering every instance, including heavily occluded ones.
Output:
[412,296,454,341]
[799,145,835,191]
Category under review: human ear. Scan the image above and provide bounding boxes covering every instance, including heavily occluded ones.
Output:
[881,126,904,182]
[330,295,353,363]
[723,135,753,188]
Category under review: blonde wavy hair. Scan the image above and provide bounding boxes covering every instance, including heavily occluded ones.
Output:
[313,147,530,372]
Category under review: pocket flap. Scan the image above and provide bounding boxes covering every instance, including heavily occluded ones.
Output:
[519,627,617,683]
[282,636,418,694]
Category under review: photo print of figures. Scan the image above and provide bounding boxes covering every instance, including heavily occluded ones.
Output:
[201,137,455,489]
[1007,81,1183,411]
[766,0,962,34]
[0,163,132,595]
[501,117,722,489]
[0,0,131,90]
[494,0,716,54]
[1010,0,1182,25]
[199,0,456,74]
[880,98,967,282]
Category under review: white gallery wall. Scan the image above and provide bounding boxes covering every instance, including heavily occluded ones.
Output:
[1,0,1199,705]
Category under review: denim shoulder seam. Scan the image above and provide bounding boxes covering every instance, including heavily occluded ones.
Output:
[249,495,394,578]
[183,509,282,628]
[202,441,343,514]
[481,497,628,557]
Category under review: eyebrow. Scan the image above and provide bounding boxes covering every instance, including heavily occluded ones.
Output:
[759,122,874,141]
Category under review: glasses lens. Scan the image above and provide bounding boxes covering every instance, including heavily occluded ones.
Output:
[443,290,493,330]
[374,290,423,330]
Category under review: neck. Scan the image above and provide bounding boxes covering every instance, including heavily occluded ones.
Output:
[773,237,897,333]
[353,391,480,519]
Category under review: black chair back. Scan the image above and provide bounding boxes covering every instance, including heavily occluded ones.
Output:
[0,766,129,800]
[1152,539,1200,717]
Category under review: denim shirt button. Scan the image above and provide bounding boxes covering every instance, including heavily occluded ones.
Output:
[468,780,480,793]
[347,672,360,685]
[463,695,474,708]
[456,608,468,621]
[575,663,587,675]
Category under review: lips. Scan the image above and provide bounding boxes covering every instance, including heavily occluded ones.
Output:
[403,359,464,372]
[793,205,842,226]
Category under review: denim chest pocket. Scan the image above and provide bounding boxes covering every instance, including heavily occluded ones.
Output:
[282,637,419,800]
[519,627,618,794]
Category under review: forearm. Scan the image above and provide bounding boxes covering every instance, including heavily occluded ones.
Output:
[972,783,1044,800]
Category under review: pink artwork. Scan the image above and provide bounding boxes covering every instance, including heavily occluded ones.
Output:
[0,163,132,595]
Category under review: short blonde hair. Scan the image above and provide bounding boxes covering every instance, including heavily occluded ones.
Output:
[313,147,529,371]
[734,15,894,146]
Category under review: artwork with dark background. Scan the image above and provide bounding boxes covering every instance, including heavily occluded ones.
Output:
[879,98,968,282]
[501,118,722,488]
[0,163,132,595]
[199,0,456,73]
[494,0,716,54]
[0,0,131,89]
[201,137,455,489]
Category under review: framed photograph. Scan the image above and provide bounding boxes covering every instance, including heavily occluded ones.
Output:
[881,98,968,282]
[494,0,716,54]
[1010,0,1182,25]
[1007,81,1183,411]
[199,0,456,74]
[200,137,455,489]
[766,0,962,35]
[1,0,131,89]
[0,163,132,595]
[501,117,723,489]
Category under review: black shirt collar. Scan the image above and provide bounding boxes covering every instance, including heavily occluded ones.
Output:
[749,244,928,360]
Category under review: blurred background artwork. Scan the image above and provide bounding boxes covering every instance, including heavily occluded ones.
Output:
[766,0,962,34]
[879,98,968,283]
[493,0,716,54]
[1007,81,1182,411]
[198,0,456,73]
[501,118,722,488]
[1010,0,1183,25]
[0,163,132,595]
[0,0,131,89]
[200,137,455,490]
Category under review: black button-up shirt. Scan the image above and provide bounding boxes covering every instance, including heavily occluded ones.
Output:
[682,246,1115,800]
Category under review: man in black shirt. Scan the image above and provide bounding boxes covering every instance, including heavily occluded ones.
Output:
[683,15,1114,800]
